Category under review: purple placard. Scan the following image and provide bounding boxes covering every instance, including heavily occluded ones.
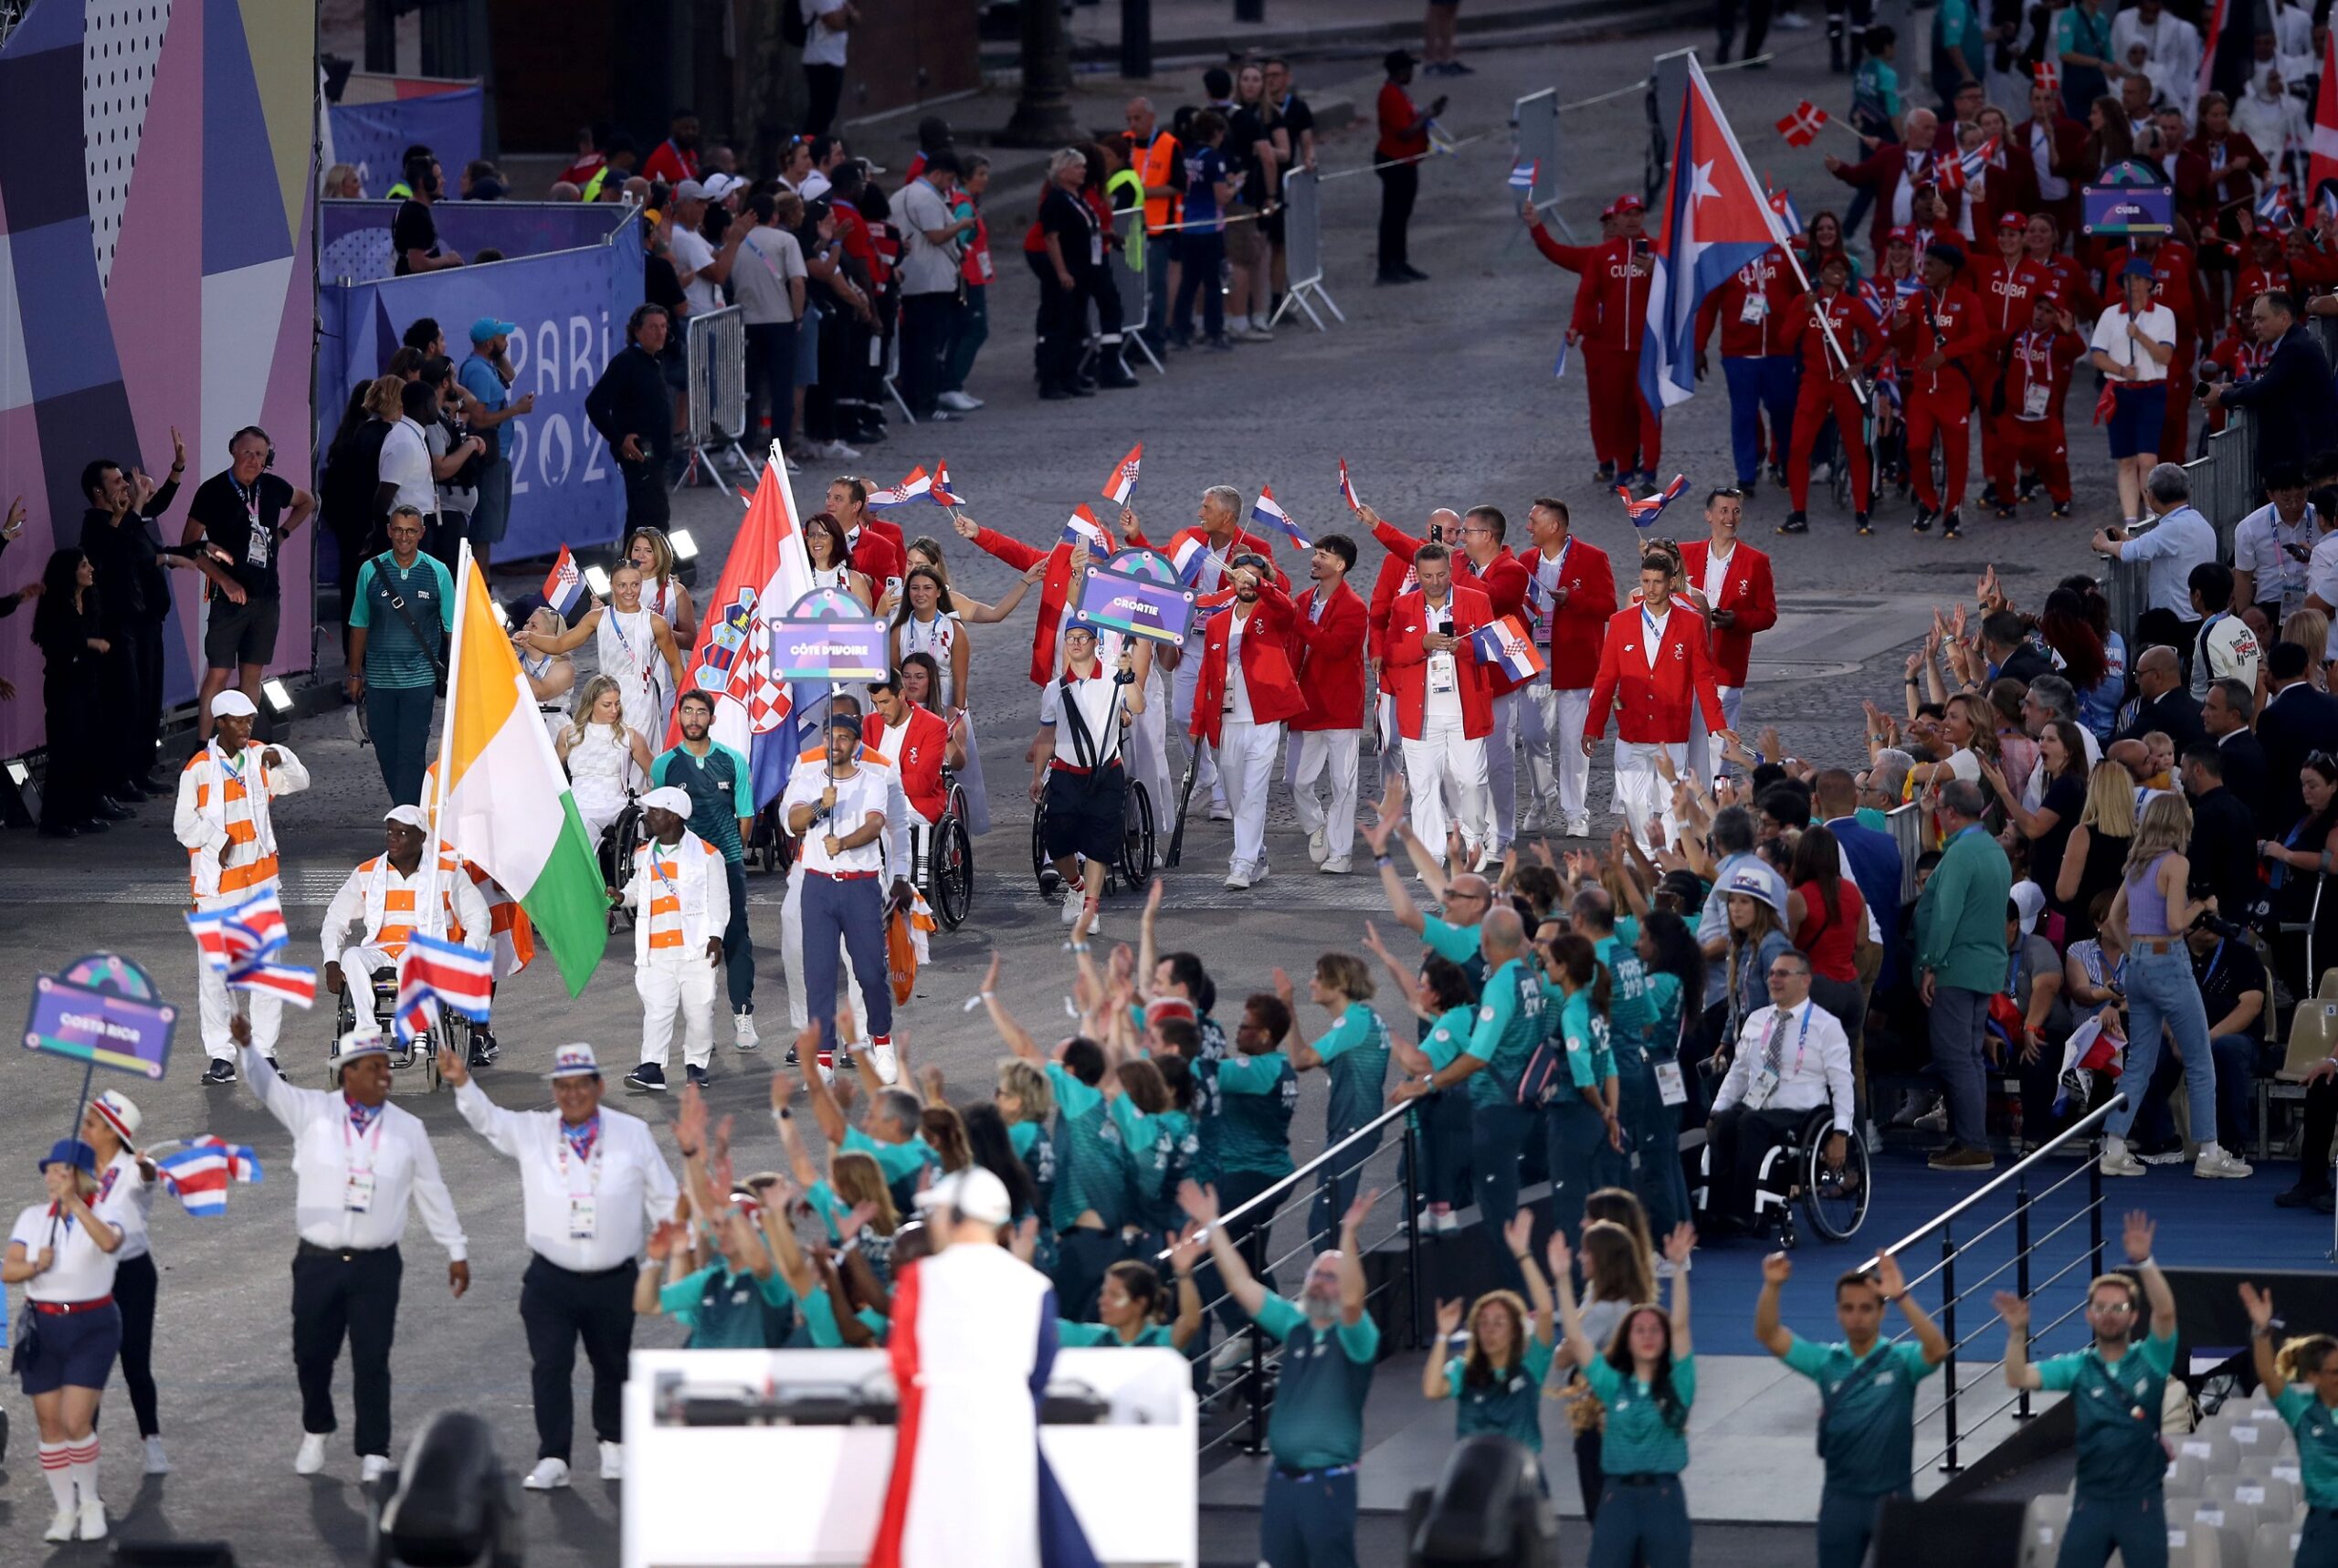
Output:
[24,975,176,1080]
[1072,568,1196,645]
[770,617,890,681]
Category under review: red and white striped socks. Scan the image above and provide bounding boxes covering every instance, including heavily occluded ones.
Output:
[38,1441,73,1510]
[66,1436,99,1506]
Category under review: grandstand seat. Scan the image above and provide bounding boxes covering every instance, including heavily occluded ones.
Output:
[2170,1431,2242,1472]
[2164,1453,2207,1497]
[2206,1472,2297,1521]
[2020,1493,2069,1568]
[2184,1498,2256,1568]
[2143,1521,2225,1566]
[2249,1520,2301,1568]
[2224,1417,2294,1461]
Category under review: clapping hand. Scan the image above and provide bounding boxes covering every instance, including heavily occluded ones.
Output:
[1502,1209,1536,1260]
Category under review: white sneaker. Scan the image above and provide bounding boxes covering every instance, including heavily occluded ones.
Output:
[79,1498,107,1540]
[1060,887,1083,924]
[1321,857,1353,875]
[599,1441,624,1479]
[44,1507,76,1542]
[1252,857,1270,883]
[523,1457,572,1490]
[2195,1143,2253,1179]
[870,1045,900,1085]
[1084,906,1101,935]
[1913,1105,1949,1133]
[1307,828,1329,865]
[360,1455,390,1484]
[1209,1336,1253,1374]
[1207,802,1234,822]
[1225,863,1253,890]
[732,1008,761,1053]
[2100,1136,2147,1177]
[820,438,863,461]
[1519,801,1546,832]
[1564,814,1592,837]
[295,1434,327,1475]
[936,390,983,412]
[144,1435,170,1475]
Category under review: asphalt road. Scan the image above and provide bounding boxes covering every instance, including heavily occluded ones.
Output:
[0,16,2110,1565]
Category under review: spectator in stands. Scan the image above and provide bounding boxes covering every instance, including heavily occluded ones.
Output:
[322,163,361,199]
[735,193,808,454]
[2093,466,2215,657]
[1911,778,2013,1172]
[2181,742,2259,923]
[578,136,636,203]
[458,160,505,200]
[585,304,677,531]
[640,109,702,187]
[801,0,857,136]
[321,376,402,653]
[2259,752,2338,1007]
[2115,645,2206,756]
[2214,289,2338,485]
[1224,64,1283,342]
[939,154,993,414]
[2125,914,2268,1173]
[2005,891,2076,1146]
[80,438,216,801]
[1374,52,1442,285]
[2201,679,2270,832]
[374,379,443,557]
[391,153,462,276]
[421,356,481,566]
[1554,1221,1699,1568]
[1706,950,1855,1233]
[2277,1050,2338,1212]
[30,548,111,838]
[896,153,976,425]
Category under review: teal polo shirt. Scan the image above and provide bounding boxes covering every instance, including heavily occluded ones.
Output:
[1444,1337,1558,1451]
[1046,1063,1129,1233]
[2276,1385,2338,1509]
[1058,1319,1174,1349]
[349,552,456,689]
[2034,1329,2177,1499]
[1558,988,1612,1092]
[842,1126,937,1215]
[653,742,753,863]
[1109,1098,1195,1232]
[1254,1293,1380,1470]
[1583,1351,1696,1475]
[1216,1050,1298,1178]
[1463,957,1547,1110]
[659,1263,795,1349]
[1781,1334,1940,1495]
[1314,1001,1392,1141]
[1595,932,1655,1058]
[1421,1005,1477,1070]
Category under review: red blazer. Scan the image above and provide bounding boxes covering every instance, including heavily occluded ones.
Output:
[1369,521,1532,695]
[1584,601,1727,745]
[1189,584,1307,747]
[1522,535,1617,689]
[965,524,1073,687]
[1680,539,1778,689]
[1287,580,1369,731]
[1366,547,1417,666]
[1385,584,1495,741]
[1830,140,1968,257]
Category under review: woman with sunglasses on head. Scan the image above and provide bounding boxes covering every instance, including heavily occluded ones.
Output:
[627,527,698,648]
[6,1139,127,1542]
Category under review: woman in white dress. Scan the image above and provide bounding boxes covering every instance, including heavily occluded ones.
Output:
[804,510,874,610]
[885,535,1040,627]
[891,566,972,711]
[522,563,685,745]
[515,605,576,742]
[627,527,699,648]
[556,674,655,843]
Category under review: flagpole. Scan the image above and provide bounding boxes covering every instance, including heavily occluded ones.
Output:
[423,541,475,943]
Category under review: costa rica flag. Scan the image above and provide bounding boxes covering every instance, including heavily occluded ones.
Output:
[154,1137,265,1217]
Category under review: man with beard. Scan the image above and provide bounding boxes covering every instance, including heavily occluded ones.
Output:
[652,689,759,1051]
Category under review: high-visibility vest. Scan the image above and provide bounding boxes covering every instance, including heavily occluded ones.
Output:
[1139,130,1183,237]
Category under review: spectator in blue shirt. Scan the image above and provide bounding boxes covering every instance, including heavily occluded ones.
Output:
[1170,110,1233,350]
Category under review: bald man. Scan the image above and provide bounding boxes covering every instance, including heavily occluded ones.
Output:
[2115,646,2206,759]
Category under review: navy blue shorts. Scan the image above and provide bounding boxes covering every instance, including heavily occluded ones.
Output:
[2105,382,2168,460]
[18,1302,121,1395]
[1043,764,1125,867]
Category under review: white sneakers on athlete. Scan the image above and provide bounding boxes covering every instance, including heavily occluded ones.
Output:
[600,1441,625,1479]
[1307,828,1329,865]
[1225,864,1253,890]
[1519,800,1546,832]
[44,1506,77,1542]
[732,1007,761,1052]
[1206,802,1234,822]
[524,1458,573,1490]
[936,390,983,412]
[144,1435,170,1474]
[1321,857,1353,875]
[1060,887,1083,924]
[294,1434,327,1475]
[361,1455,392,1484]
[2194,1143,2253,1179]
[869,1043,900,1085]
[1564,814,1592,838]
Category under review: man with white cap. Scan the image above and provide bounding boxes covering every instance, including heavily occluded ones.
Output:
[79,1091,168,1475]
[438,1040,679,1491]
[232,1013,468,1483]
[321,805,493,1064]
[869,1164,1098,1568]
[174,688,310,1085]
[782,711,900,1079]
[616,785,730,1094]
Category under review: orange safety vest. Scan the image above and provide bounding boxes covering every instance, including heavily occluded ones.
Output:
[1140,130,1183,237]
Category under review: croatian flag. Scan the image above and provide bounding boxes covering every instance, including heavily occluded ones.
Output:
[1775,100,1828,147]
[867,467,932,507]
[930,461,966,507]
[1337,458,1364,513]
[1469,616,1547,681]
[1251,486,1311,551]
[1169,532,1214,586]
[155,1137,264,1217]
[1060,504,1113,562]
[542,545,585,618]
[1101,443,1143,506]
[1617,474,1690,528]
[1642,57,1796,412]
[1508,157,1540,190]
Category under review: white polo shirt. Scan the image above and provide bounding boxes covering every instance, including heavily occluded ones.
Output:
[9,1200,121,1303]
[781,764,891,876]
[1040,670,1128,767]
[377,416,437,517]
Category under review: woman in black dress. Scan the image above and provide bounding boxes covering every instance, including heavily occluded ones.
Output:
[30,549,112,838]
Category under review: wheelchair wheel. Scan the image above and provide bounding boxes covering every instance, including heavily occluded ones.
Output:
[932,813,974,930]
[1803,1126,1871,1243]
[1117,780,1156,889]
[1030,796,1066,897]
[327,986,359,1085]
[605,803,645,932]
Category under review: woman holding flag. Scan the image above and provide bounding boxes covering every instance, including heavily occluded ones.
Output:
[5,1139,126,1542]
[79,1091,170,1479]
[522,563,686,749]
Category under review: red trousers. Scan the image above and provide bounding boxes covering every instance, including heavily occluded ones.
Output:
[1992,416,2071,504]
[1904,384,1973,512]
[1786,374,1872,511]
[1585,345,1662,473]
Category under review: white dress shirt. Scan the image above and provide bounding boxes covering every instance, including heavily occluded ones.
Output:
[8,1200,121,1302]
[780,764,891,876]
[241,1047,469,1259]
[2233,500,2317,619]
[452,1081,679,1272]
[95,1151,153,1263]
[1711,997,1856,1132]
[377,416,437,517]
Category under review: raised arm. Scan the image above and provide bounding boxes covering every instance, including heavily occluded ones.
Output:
[1508,1209,1554,1343]
[1135,878,1165,1001]
[1547,1228,1596,1369]
[794,1026,850,1147]
[770,1073,825,1189]
[1168,1222,1206,1352]
[1180,1180,1268,1319]
[979,952,1048,1065]
[1878,1249,1948,1365]
[2125,1208,2176,1340]
[1662,1223,1693,1354]
[1994,1287,2041,1388]
[1425,1295,1464,1398]
[1754,1250,1796,1358]
[1335,1188,1378,1326]
[2242,1282,2285,1394]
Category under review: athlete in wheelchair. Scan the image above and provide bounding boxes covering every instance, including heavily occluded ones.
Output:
[1027,626,1152,926]
[321,805,495,1077]
[863,669,974,929]
[598,794,647,932]
[1693,950,1869,1248]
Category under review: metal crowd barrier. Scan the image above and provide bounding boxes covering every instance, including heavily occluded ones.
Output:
[1885,800,1929,907]
[1510,89,1575,241]
[2105,403,2259,647]
[1268,170,1343,333]
[675,304,752,490]
[1111,211,1164,377]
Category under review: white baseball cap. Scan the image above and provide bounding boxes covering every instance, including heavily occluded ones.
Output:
[337,1026,391,1061]
[939,1167,1012,1226]
[641,785,693,818]
[2011,880,2047,937]
[384,805,431,833]
[211,689,258,718]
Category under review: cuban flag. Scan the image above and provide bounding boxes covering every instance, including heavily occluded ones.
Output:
[1959,136,1997,184]
[1766,183,1803,237]
[1617,473,1690,528]
[542,545,585,618]
[1059,504,1113,562]
[2312,29,2338,197]
[930,460,966,507]
[155,1137,264,1217]
[867,467,932,507]
[1508,157,1540,190]
[1337,457,1364,513]
[1469,616,1547,681]
[2259,182,2297,228]
[1100,443,1143,505]
[1642,56,1799,413]
[1251,486,1311,551]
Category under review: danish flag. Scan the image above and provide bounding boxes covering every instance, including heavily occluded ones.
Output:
[1775,100,1829,147]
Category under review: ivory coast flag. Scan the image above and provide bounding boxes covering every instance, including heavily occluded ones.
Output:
[436,553,608,994]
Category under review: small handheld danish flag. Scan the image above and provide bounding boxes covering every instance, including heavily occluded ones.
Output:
[1775,100,1829,147]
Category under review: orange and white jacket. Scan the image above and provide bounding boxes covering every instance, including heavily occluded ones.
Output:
[174,742,311,906]
[320,853,492,970]
[623,830,730,966]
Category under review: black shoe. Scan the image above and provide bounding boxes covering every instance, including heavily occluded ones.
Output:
[2050,501,2072,520]
[1039,384,1074,401]
[467,1041,492,1069]
[1767,462,1788,489]
[625,1063,668,1093]
[1978,484,2007,509]
[95,796,135,821]
[1775,510,1808,534]
[75,816,111,835]
[203,1058,237,1086]
[470,1027,500,1063]
[1398,263,1430,281]
[2277,1184,2333,1209]
[1595,463,1616,486]
[1941,509,1963,538]
[1074,375,1098,392]
[112,782,150,804]
[1911,507,1934,533]
[1070,379,1098,395]
[1374,269,1413,286]
[2018,474,2042,500]
[1855,512,1872,535]
[1097,366,1139,389]
[1994,503,2017,521]
[785,1043,800,1066]
[686,1064,710,1089]
[37,823,78,839]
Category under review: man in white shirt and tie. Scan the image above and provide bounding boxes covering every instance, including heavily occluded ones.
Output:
[618,786,732,1095]
[1704,951,1855,1231]
[439,1040,679,1492]
[235,1016,468,1482]
[783,713,899,1075]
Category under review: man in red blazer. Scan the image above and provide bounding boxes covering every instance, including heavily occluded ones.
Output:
[1584,552,1732,852]
[1363,505,1456,788]
[1518,497,1616,837]
[1287,534,1370,874]
[1385,543,1495,870]
[1449,506,1532,853]
[1680,489,1778,784]
[1190,553,1306,889]
[1825,108,1965,259]
[2012,80,2089,239]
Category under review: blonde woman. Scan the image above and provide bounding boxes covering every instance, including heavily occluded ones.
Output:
[524,562,685,743]
[2053,760,2138,941]
[2283,608,2330,693]
[557,673,654,841]
[1908,691,1999,788]
[514,604,576,739]
[2102,793,2243,1178]
[627,528,699,647]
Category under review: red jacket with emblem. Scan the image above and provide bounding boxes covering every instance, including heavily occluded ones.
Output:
[1567,238,1655,353]
[1521,535,1617,690]
[864,704,952,821]
[1286,579,1370,731]
[1584,600,1727,744]
[1385,584,1495,741]
[1969,252,2053,345]
[1694,247,1802,359]
[1189,583,1308,747]
[1888,281,1994,400]
[1680,539,1778,689]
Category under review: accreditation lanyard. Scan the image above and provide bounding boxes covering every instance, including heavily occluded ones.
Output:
[1752,1004,1815,1107]
[556,1115,605,1239]
[607,611,651,690]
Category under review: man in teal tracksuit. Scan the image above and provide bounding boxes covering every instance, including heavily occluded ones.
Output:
[1394,907,1543,1228]
[1756,1248,1949,1568]
[653,689,758,1049]
[1575,885,1680,1228]
[1911,779,2012,1171]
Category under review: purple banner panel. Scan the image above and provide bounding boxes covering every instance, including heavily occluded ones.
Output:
[770,618,889,681]
[1073,568,1197,645]
[25,974,177,1081]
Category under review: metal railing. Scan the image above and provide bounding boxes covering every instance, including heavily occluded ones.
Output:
[1164,1094,1423,1458]
[1857,1091,2129,1476]
[676,304,751,490]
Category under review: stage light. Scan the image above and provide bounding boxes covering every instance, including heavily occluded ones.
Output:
[490,598,510,629]
[5,760,26,787]
[262,679,294,714]
[584,563,613,597]
[669,528,699,562]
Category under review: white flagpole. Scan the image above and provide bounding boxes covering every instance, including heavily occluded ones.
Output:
[421,541,475,942]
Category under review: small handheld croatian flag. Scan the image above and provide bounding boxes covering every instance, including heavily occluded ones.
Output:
[393,932,495,1044]
[929,460,966,507]
[1617,474,1690,528]
[1469,616,1547,682]
[543,545,585,618]
[866,466,931,506]
[1060,504,1113,561]
[1508,157,1540,191]
[1337,458,1364,514]
[1251,486,1311,551]
[155,1137,264,1216]
[1101,442,1143,506]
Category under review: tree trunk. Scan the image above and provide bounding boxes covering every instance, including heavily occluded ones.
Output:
[998,0,1079,147]
[741,0,808,179]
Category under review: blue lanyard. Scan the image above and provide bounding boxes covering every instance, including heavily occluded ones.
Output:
[1642,605,1669,642]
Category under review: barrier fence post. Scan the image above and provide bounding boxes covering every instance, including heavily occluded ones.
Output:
[1268,170,1342,332]
[1939,1226,1961,1474]
[2015,1181,2033,1421]
[1114,211,1164,376]
[1404,1117,1426,1351]
[1242,1223,1271,1455]
[2089,1135,2106,1281]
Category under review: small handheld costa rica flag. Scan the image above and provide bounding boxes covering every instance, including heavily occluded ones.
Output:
[1251,486,1311,551]
[1469,616,1547,682]
[1617,474,1690,528]
[1101,443,1143,506]
[1508,157,1540,190]
[154,1137,265,1216]
[1337,458,1364,513]
[543,545,585,618]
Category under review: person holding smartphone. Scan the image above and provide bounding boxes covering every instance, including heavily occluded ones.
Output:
[2230,461,2317,624]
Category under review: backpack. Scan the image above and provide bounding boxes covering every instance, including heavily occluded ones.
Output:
[782,0,811,49]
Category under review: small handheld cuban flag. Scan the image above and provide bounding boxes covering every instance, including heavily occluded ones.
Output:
[929,460,966,507]
[1617,474,1690,528]
[1060,504,1113,562]
[2259,182,2297,229]
[865,466,932,506]
[1469,616,1547,682]
[542,545,585,618]
[1508,157,1540,191]
[154,1137,264,1217]
[1101,442,1143,506]
[1337,458,1364,514]
[1251,486,1311,551]
[1765,183,1804,237]
[1894,276,1925,300]
[1958,136,1998,184]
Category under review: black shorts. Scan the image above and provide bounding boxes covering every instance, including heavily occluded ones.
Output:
[204,594,281,669]
[1043,764,1125,866]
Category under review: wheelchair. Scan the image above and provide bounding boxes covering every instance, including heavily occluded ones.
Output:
[911,774,976,931]
[599,795,646,933]
[1030,775,1155,900]
[747,800,796,876]
[1686,1105,1869,1250]
[329,966,455,1091]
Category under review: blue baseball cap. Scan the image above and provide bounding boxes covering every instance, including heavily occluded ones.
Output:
[39,1139,97,1177]
[2121,256,2156,280]
[469,316,519,343]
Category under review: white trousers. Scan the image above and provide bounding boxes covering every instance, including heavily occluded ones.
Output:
[195,886,283,1062]
[1519,686,1594,822]
[1681,686,1743,785]
[781,868,864,1042]
[1127,668,1173,831]
[637,952,718,1070]
[1613,739,1689,855]
[1172,654,1222,807]
[1218,717,1282,872]
[1485,690,1519,849]
[1290,729,1362,861]
[1403,712,1489,867]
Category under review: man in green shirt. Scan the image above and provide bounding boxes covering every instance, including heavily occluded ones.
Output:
[1209,994,1300,1334]
[1185,1180,1381,1568]
[1395,908,1543,1228]
[1756,1248,1948,1568]
[654,689,759,1049]
[1911,780,2012,1171]
[1996,1209,2177,1568]
[2241,1279,2338,1559]
[345,505,454,808]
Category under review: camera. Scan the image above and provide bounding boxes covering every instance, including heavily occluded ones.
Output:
[2190,910,2245,940]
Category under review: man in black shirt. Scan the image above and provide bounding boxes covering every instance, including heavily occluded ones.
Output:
[2259,640,2338,835]
[182,426,315,741]
[1982,610,2053,685]
[585,304,676,530]
[392,153,464,277]
[2202,678,2271,834]
[2182,742,2259,921]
